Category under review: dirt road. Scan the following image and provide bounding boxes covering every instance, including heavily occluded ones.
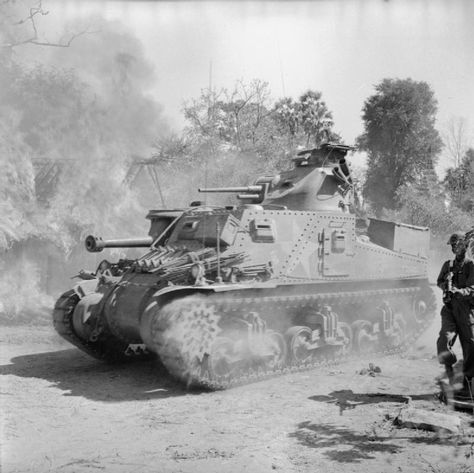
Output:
[1,320,473,473]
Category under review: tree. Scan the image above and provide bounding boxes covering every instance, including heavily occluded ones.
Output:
[298,90,336,146]
[184,80,274,151]
[272,97,299,141]
[183,83,343,178]
[0,0,93,63]
[442,117,472,167]
[444,148,474,211]
[272,90,340,148]
[222,79,272,148]
[183,79,287,172]
[182,81,276,195]
[357,78,443,214]
[183,88,224,142]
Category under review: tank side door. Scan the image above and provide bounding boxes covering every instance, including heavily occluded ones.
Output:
[320,216,355,277]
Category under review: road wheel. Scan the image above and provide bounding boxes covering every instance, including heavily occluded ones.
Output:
[352,320,375,354]
[338,321,353,355]
[208,336,239,378]
[391,314,407,348]
[286,326,313,363]
[265,330,287,369]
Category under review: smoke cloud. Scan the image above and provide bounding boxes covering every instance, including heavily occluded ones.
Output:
[0,11,171,319]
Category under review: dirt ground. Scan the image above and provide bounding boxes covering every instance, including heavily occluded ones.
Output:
[1,314,474,473]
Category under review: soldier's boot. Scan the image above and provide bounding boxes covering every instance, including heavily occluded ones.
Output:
[453,377,474,401]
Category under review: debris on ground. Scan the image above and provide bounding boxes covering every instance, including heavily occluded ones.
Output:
[357,363,382,376]
[390,405,461,434]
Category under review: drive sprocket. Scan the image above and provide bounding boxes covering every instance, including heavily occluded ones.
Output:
[147,295,222,386]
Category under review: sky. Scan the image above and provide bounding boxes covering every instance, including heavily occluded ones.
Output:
[45,0,474,172]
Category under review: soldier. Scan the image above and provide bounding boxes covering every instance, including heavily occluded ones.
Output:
[437,232,474,398]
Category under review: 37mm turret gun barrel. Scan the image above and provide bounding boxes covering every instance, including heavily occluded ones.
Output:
[198,186,263,193]
[85,235,153,253]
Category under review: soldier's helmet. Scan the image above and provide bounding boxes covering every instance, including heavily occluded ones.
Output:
[447,232,465,246]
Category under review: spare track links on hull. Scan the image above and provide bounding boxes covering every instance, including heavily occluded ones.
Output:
[52,289,140,362]
[147,285,436,390]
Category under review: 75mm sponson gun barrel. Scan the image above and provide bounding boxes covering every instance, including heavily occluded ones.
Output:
[85,235,153,253]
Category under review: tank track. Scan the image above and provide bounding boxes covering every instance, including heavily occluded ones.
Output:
[52,290,133,362]
[148,285,436,390]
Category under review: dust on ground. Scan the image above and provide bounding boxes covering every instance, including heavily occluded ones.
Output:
[1,319,473,473]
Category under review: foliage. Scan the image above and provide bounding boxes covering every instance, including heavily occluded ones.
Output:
[272,90,340,148]
[183,82,341,177]
[443,148,474,211]
[442,117,472,168]
[386,181,470,238]
[298,90,338,146]
[272,97,299,140]
[358,78,443,214]
[183,80,279,162]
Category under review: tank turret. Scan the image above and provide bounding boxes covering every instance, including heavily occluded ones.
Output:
[200,142,357,212]
[53,143,436,390]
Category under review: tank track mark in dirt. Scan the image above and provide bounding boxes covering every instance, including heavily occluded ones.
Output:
[53,290,146,363]
[146,284,436,390]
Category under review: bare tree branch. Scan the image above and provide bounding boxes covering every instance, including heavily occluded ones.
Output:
[2,0,97,51]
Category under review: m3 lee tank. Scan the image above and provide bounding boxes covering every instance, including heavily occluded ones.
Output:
[53,143,436,388]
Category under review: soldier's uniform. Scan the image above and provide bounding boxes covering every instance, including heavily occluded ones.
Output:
[437,233,474,396]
